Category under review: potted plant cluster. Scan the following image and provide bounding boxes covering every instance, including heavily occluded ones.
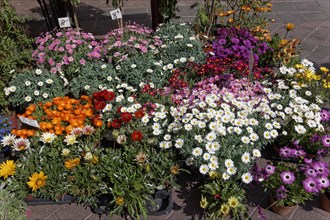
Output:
[1,0,330,219]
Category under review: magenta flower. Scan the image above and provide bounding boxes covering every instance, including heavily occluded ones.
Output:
[279,146,293,158]
[79,58,86,65]
[321,134,330,147]
[280,171,295,184]
[265,164,276,175]
[303,178,319,193]
[50,67,57,74]
[320,109,330,121]
[275,185,287,200]
[305,168,317,177]
[318,177,330,189]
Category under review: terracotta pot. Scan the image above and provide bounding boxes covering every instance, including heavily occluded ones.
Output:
[320,192,330,213]
[270,197,298,216]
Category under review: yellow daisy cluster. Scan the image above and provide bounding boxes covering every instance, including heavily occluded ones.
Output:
[295,64,321,82]
[220,196,240,216]
[320,67,330,88]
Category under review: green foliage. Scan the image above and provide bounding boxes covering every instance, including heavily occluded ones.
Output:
[0,185,27,220]
[159,0,178,22]
[69,63,119,98]
[0,0,33,109]
[5,69,66,108]
[155,21,206,66]
[115,53,166,88]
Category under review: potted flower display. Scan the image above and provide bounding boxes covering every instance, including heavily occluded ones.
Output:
[253,157,329,216]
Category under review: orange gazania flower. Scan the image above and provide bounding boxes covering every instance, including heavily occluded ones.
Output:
[65,158,81,169]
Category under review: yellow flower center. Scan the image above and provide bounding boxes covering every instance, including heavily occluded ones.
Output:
[19,145,26,150]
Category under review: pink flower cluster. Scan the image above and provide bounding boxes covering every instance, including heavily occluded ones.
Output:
[32,29,101,75]
[101,24,162,63]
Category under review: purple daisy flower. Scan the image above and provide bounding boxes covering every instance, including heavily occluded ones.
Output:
[303,158,313,164]
[310,133,320,143]
[280,171,296,184]
[305,168,317,177]
[279,146,293,158]
[275,185,287,200]
[318,176,330,189]
[321,134,330,147]
[312,161,329,176]
[303,178,319,193]
[317,149,328,157]
[320,109,330,122]
[295,149,306,157]
[265,164,276,175]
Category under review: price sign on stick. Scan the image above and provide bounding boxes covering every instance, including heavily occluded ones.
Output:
[110,9,122,20]
[58,17,71,28]
[18,116,40,128]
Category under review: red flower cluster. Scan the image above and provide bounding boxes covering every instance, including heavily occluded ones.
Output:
[92,90,116,111]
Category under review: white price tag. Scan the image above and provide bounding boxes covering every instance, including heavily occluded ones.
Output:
[110,9,122,20]
[58,17,71,28]
[18,116,40,128]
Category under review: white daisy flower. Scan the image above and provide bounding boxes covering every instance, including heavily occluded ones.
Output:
[192,147,203,157]
[241,152,251,164]
[34,90,40,96]
[40,132,57,144]
[208,162,219,171]
[38,81,44,86]
[175,138,184,148]
[64,134,78,145]
[252,149,261,158]
[263,131,271,139]
[203,153,211,161]
[62,148,70,156]
[222,172,230,180]
[241,172,253,184]
[241,136,250,144]
[224,159,234,168]
[107,76,113,81]
[294,124,306,134]
[270,129,278,138]
[210,156,218,163]
[35,69,42,75]
[101,64,107,69]
[84,152,93,161]
[84,85,90,90]
[1,134,16,146]
[227,166,237,175]
[46,79,53,84]
[250,133,259,141]
[25,81,31,86]
[187,43,193,47]
[25,96,32,102]
[199,164,209,175]
[42,93,48,99]
[9,86,16,92]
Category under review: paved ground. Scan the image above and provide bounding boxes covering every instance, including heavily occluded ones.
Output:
[9,0,330,219]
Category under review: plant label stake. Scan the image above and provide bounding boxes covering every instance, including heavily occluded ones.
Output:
[58,17,71,28]
[18,116,40,128]
[110,8,123,28]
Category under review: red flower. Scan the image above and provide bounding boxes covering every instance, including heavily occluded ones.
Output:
[94,101,106,110]
[214,194,221,200]
[116,106,122,113]
[111,118,122,128]
[131,131,143,141]
[103,91,116,101]
[121,112,133,123]
[134,109,145,118]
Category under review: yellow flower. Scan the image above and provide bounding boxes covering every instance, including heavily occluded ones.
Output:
[286,23,295,31]
[170,164,180,175]
[27,171,47,192]
[65,158,81,169]
[209,171,218,179]
[91,155,99,165]
[115,197,125,206]
[320,66,329,73]
[220,203,230,216]
[200,196,208,209]
[228,196,239,208]
[0,160,16,179]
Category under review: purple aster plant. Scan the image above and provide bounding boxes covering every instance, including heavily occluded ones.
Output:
[265,164,276,176]
[320,109,330,122]
[302,177,319,193]
[280,171,296,185]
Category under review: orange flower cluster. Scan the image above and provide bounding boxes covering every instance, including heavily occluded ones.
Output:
[13,95,102,137]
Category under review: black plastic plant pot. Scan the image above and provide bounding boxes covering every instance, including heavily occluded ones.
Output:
[146,189,172,216]
[91,193,114,215]
[25,194,74,206]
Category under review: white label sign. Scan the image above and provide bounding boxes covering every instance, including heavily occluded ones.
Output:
[110,9,122,20]
[18,116,40,128]
[58,17,71,28]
